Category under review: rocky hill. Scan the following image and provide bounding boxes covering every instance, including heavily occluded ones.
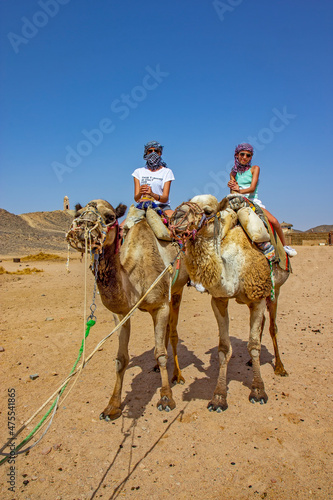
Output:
[0,208,75,255]
[0,208,332,256]
[304,224,333,233]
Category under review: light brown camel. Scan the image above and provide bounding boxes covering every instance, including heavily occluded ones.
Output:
[67,200,188,420]
[170,194,290,412]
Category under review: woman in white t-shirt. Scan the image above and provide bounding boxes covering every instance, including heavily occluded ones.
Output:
[132,141,175,216]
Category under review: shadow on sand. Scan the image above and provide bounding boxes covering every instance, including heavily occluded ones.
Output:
[91,335,275,498]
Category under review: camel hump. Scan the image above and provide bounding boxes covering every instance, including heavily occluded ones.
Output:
[237,207,270,243]
[122,204,172,241]
[146,207,172,241]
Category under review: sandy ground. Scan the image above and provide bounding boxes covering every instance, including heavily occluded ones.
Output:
[0,246,332,500]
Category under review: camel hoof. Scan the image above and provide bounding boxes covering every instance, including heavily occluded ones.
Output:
[207,402,228,413]
[274,367,289,377]
[171,375,185,385]
[249,392,268,405]
[99,409,122,421]
[157,395,176,412]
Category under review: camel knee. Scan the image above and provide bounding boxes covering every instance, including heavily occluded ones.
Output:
[115,355,128,373]
[247,340,261,355]
[156,354,167,368]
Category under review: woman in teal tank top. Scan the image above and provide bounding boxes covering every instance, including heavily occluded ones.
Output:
[227,143,297,257]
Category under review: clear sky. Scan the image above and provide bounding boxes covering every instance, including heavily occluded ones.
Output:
[1,0,332,230]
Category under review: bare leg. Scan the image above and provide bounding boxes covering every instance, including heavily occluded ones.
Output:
[262,207,286,246]
[248,300,268,404]
[208,297,231,412]
[266,289,288,376]
[100,317,130,421]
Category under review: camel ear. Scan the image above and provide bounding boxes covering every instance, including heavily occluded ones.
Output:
[115,203,127,219]
[217,197,230,212]
[75,203,83,214]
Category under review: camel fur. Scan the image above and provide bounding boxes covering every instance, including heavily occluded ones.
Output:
[68,200,188,420]
[171,194,290,412]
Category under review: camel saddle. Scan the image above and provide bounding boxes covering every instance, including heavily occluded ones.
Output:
[226,195,292,273]
[122,203,172,241]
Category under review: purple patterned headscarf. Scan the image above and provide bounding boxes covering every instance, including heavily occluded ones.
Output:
[231,143,254,176]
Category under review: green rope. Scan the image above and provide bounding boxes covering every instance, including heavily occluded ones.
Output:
[269,261,275,301]
[0,319,95,466]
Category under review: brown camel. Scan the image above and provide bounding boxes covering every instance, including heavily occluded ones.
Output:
[67,200,188,420]
[170,194,290,412]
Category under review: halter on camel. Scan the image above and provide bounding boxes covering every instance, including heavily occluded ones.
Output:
[169,201,222,255]
[66,202,120,255]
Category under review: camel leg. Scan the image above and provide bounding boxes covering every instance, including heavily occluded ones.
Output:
[152,304,176,412]
[266,289,288,376]
[100,316,130,421]
[169,290,185,385]
[208,297,231,412]
[248,300,268,404]
[246,314,265,367]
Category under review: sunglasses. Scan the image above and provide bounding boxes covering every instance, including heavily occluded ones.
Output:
[147,148,161,154]
[239,152,252,158]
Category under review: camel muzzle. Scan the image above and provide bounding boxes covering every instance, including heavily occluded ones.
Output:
[66,208,109,253]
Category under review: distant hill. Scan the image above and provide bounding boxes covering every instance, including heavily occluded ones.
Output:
[0,208,75,255]
[0,207,332,256]
[305,225,333,233]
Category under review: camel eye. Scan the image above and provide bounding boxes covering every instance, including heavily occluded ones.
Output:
[204,208,213,216]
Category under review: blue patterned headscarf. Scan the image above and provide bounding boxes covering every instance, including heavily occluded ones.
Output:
[231,143,254,176]
[143,140,167,171]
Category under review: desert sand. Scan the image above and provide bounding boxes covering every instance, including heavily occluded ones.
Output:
[0,245,332,499]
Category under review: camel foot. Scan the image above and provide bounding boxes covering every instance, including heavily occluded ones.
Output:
[207,395,228,413]
[249,387,268,405]
[99,407,122,421]
[171,372,185,385]
[274,364,289,377]
[157,395,176,413]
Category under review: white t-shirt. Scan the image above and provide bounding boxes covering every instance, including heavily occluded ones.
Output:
[132,166,175,206]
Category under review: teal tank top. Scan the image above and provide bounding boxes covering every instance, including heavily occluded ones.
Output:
[235,169,259,201]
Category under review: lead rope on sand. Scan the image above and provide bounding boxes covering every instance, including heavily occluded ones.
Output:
[0,247,181,466]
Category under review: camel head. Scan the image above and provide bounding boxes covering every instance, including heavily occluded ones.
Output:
[66,199,127,253]
[170,195,219,243]
[170,195,238,245]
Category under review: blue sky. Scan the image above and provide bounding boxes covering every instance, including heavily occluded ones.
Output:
[1,0,332,230]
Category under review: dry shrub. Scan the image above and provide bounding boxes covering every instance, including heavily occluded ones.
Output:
[21,252,64,261]
[0,266,43,275]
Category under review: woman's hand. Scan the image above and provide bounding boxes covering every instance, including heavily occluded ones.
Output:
[140,184,151,195]
[227,179,240,192]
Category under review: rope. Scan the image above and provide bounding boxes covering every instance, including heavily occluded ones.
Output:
[0,319,95,465]
[269,260,276,301]
[169,202,205,245]
[0,250,180,465]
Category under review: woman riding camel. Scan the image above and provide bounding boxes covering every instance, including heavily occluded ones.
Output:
[132,141,174,217]
[227,143,297,257]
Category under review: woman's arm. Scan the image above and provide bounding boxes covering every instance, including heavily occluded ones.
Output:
[229,165,260,194]
[227,173,238,192]
[133,178,172,203]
